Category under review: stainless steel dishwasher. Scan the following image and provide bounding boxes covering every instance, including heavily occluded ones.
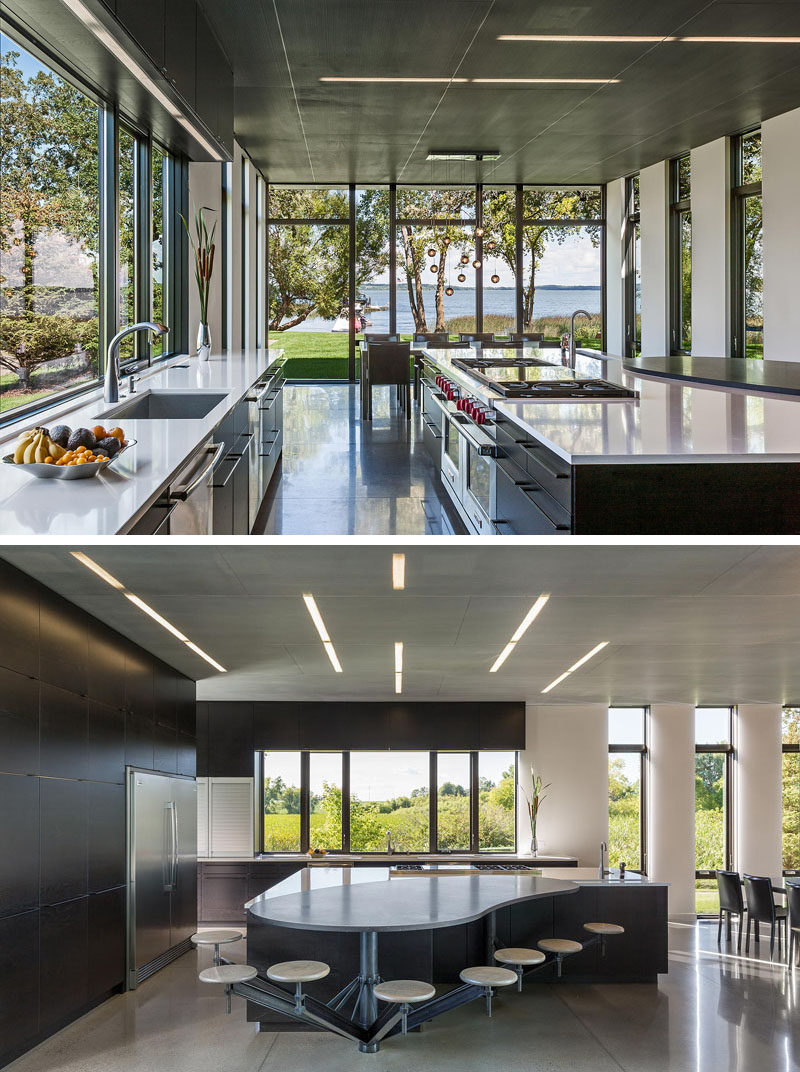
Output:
[165,440,225,535]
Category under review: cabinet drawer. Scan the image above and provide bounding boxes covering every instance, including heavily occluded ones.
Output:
[496,464,571,535]
[521,442,572,512]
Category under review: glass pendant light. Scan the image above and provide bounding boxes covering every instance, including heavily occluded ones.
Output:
[473,259,482,269]
[430,263,439,273]
[460,254,469,265]
[457,272,466,283]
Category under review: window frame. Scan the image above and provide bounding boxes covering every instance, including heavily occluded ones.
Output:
[0,22,189,428]
[608,706,648,874]
[730,130,763,359]
[256,749,518,855]
[623,175,641,358]
[669,155,691,356]
[694,706,735,915]
[782,705,800,878]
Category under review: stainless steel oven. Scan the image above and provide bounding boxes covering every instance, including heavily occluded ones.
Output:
[165,440,225,535]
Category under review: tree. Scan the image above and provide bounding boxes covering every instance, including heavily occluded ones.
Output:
[268,188,389,331]
[484,188,601,330]
[439,781,467,797]
[695,753,724,811]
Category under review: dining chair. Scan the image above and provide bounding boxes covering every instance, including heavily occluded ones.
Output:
[715,870,746,951]
[743,874,788,957]
[787,882,800,968]
[459,332,497,344]
[411,334,449,401]
[363,333,399,342]
[511,331,545,343]
[362,341,411,421]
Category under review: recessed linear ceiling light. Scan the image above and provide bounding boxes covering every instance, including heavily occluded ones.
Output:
[70,552,226,672]
[395,641,403,694]
[541,641,609,693]
[427,150,501,161]
[472,77,620,84]
[302,594,343,673]
[320,76,469,83]
[497,33,800,44]
[392,553,406,590]
[60,0,223,160]
[489,594,550,673]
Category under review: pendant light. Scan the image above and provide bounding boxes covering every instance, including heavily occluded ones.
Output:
[473,259,482,270]
[430,263,439,273]
[491,272,500,284]
[460,254,469,265]
[457,272,466,283]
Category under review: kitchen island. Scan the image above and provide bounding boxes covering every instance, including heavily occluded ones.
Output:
[244,864,668,1039]
[421,347,800,533]
[0,348,284,535]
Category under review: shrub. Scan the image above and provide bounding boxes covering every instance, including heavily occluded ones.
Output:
[0,314,79,386]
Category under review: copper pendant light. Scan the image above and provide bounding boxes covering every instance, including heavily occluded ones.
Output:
[445,286,454,296]
[457,272,466,283]
[491,273,500,284]
[427,247,436,258]
[460,254,469,265]
[473,259,482,269]
[430,263,439,273]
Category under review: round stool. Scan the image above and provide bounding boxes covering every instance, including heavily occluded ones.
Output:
[191,929,244,966]
[494,947,546,991]
[374,979,436,1034]
[537,938,583,977]
[199,963,257,1013]
[267,960,331,1014]
[583,921,624,957]
[459,965,517,1017]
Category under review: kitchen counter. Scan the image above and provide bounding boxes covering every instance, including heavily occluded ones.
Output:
[623,355,800,396]
[423,346,800,465]
[0,347,283,535]
[198,852,577,864]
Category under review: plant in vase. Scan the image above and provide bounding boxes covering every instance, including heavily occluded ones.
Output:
[520,768,550,856]
[181,205,216,361]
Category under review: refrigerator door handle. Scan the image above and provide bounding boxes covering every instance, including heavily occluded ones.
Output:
[164,802,176,892]
[172,802,179,889]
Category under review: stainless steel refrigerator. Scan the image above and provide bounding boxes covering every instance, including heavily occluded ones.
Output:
[126,768,197,989]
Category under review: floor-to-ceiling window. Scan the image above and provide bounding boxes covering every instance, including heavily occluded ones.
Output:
[624,175,641,357]
[0,29,185,423]
[783,707,800,877]
[731,130,763,359]
[669,155,692,355]
[258,749,516,853]
[695,707,734,914]
[608,707,647,872]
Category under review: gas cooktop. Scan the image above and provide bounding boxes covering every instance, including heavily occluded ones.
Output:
[452,356,637,401]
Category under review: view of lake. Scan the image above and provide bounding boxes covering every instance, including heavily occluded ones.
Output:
[287,284,602,332]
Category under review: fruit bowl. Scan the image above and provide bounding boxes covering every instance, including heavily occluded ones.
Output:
[3,439,136,480]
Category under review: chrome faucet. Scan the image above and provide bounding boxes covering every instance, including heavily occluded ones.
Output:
[386,830,395,855]
[568,309,592,370]
[599,840,609,879]
[104,322,168,403]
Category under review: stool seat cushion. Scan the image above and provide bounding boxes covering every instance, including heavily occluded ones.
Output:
[191,929,243,946]
[583,922,625,935]
[494,947,546,966]
[373,980,436,1004]
[267,960,330,983]
[199,964,257,984]
[459,966,517,987]
[538,938,583,955]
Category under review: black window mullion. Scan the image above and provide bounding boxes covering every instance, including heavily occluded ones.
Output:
[469,751,479,853]
[342,752,351,853]
[389,184,397,336]
[429,753,437,852]
[133,133,151,361]
[300,751,310,852]
[515,184,524,333]
[348,183,356,381]
[98,106,118,377]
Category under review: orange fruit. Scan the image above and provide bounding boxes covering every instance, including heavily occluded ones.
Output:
[44,457,54,464]
[76,445,87,454]
[108,427,125,442]
[92,426,106,440]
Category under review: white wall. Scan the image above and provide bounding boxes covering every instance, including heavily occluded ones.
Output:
[762,107,800,362]
[518,704,608,865]
[690,137,730,356]
[187,162,223,352]
[605,178,626,358]
[735,705,783,882]
[648,704,696,921]
[639,161,670,357]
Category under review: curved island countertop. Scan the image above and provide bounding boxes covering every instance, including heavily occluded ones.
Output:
[246,865,578,933]
[622,355,800,397]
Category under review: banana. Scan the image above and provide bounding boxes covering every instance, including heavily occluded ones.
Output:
[23,432,44,464]
[13,429,38,464]
[34,434,50,464]
[48,439,66,461]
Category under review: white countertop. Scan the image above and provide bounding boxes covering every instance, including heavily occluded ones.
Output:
[198,852,577,864]
[423,347,800,465]
[0,348,283,535]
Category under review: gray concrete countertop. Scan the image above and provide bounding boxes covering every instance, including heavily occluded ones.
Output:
[622,355,800,396]
[246,866,579,932]
[423,346,800,464]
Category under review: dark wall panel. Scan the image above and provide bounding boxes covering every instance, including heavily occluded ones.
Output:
[0,560,196,1069]
[164,0,197,110]
[207,702,254,777]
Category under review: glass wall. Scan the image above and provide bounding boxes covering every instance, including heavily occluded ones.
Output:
[262,751,302,851]
[624,175,641,357]
[1,35,100,414]
[694,707,733,914]
[732,130,763,358]
[783,707,800,875]
[259,749,516,853]
[608,707,646,871]
[670,155,691,355]
[0,29,185,422]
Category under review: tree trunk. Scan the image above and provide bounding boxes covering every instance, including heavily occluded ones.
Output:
[22,223,36,316]
[400,224,427,331]
[434,248,447,332]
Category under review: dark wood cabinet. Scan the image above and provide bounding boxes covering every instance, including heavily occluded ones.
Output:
[39,590,89,697]
[88,630,127,710]
[0,566,40,677]
[40,778,88,906]
[0,666,39,776]
[39,899,89,1034]
[88,888,126,999]
[164,0,197,109]
[116,0,165,69]
[125,713,155,770]
[198,862,304,923]
[153,661,178,729]
[0,774,40,918]
[39,684,88,781]
[87,701,126,785]
[154,722,178,774]
[206,703,254,777]
[0,911,39,1059]
[124,645,154,720]
[177,732,197,777]
[88,783,126,894]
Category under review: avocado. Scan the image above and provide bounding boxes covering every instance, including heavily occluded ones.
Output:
[50,424,72,447]
[67,428,96,451]
[97,436,121,456]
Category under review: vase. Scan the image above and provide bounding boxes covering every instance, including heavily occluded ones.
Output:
[196,321,211,362]
[530,835,538,856]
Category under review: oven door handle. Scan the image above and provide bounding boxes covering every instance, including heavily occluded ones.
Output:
[453,418,498,457]
[169,442,225,501]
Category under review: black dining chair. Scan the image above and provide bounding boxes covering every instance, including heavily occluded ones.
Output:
[788,882,800,968]
[459,332,498,344]
[362,341,411,421]
[743,874,788,957]
[716,870,746,950]
[511,331,545,343]
[410,334,449,401]
[363,332,399,342]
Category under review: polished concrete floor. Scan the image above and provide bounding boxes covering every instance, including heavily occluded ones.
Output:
[8,924,799,1072]
[255,383,467,535]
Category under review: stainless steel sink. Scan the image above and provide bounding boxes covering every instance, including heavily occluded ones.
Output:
[98,390,228,421]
